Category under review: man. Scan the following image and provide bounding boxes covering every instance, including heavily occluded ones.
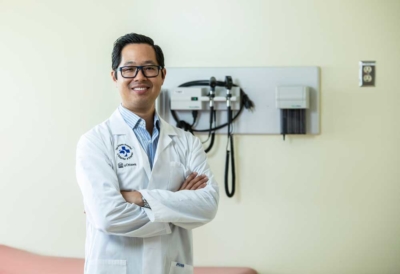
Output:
[76,33,219,274]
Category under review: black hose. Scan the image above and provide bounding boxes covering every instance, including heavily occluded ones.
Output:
[171,79,253,198]
[224,106,236,197]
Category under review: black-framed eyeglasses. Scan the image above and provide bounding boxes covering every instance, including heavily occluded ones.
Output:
[118,65,162,78]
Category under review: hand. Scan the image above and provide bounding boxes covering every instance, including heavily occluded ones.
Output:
[121,190,144,206]
[178,172,208,191]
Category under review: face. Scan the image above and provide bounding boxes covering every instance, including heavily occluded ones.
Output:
[111,43,166,114]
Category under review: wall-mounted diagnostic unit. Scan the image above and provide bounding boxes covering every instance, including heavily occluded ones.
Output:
[157,67,320,197]
[158,67,320,135]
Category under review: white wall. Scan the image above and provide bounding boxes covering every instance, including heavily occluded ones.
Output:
[1,1,399,273]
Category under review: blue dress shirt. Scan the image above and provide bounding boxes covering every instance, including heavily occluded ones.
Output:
[118,105,160,170]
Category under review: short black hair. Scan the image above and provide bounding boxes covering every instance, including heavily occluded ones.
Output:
[111,33,165,77]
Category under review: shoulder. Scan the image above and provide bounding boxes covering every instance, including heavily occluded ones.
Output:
[159,119,203,153]
[160,118,198,141]
[78,118,113,149]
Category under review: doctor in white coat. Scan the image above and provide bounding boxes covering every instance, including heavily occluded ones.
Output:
[76,33,219,274]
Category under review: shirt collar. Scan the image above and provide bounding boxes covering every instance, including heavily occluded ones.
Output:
[118,104,160,130]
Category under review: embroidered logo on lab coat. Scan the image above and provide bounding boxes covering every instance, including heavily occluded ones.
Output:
[116,144,133,160]
[118,162,137,168]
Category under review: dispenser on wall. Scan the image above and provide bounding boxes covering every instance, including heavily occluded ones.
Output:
[276,86,310,140]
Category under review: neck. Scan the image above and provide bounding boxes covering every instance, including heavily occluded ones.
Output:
[122,103,155,135]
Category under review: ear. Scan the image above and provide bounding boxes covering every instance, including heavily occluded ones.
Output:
[161,68,167,83]
[111,70,118,83]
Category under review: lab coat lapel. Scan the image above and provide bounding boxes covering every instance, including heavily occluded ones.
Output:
[138,144,152,180]
[154,118,177,166]
[130,132,151,180]
[109,109,152,180]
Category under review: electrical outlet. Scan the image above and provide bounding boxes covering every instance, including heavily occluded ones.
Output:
[359,61,376,87]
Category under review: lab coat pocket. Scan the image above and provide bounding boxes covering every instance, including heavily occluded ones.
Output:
[168,161,187,191]
[168,261,193,274]
[87,259,126,274]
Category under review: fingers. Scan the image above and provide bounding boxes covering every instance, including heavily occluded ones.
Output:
[190,176,208,190]
[185,174,206,190]
[179,172,208,191]
[179,172,197,190]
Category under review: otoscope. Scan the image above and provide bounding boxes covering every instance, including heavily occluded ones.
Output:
[224,76,236,198]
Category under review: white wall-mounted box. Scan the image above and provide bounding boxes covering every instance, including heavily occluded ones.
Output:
[276,86,310,109]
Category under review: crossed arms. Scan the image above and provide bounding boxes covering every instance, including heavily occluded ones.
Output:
[121,172,208,206]
[76,133,219,238]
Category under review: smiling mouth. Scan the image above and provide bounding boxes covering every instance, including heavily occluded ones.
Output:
[131,86,150,95]
[132,87,149,91]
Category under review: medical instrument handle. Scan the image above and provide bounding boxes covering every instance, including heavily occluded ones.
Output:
[205,106,216,153]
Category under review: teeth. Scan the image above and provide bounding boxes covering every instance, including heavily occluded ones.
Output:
[133,87,147,91]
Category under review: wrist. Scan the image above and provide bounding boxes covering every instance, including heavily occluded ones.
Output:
[127,191,144,206]
[141,196,151,209]
[134,191,144,207]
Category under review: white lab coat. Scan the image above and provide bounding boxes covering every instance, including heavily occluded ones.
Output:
[76,108,219,274]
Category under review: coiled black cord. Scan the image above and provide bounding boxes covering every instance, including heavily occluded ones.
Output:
[170,79,254,198]
[225,104,236,197]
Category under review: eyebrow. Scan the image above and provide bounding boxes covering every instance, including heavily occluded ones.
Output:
[123,60,157,66]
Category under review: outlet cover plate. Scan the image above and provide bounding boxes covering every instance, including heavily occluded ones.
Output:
[359,61,376,87]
